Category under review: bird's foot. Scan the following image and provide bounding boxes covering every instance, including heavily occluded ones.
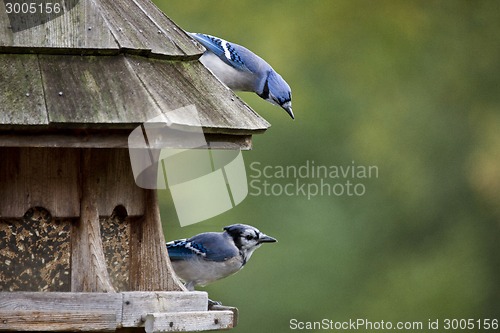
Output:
[208,299,223,309]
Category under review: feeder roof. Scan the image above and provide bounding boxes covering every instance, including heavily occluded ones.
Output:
[0,0,270,148]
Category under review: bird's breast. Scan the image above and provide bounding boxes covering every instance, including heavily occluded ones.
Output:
[199,52,258,92]
[171,256,244,287]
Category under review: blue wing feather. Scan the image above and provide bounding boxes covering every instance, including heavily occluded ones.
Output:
[190,33,251,72]
[167,232,239,262]
[167,239,206,261]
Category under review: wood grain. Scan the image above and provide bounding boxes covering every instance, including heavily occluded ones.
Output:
[0,132,254,149]
[0,291,227,332]
[0,54,47,125]
[71,149,115,292]
[0,0,117,52]
[86,148,145,217]
[92,0,200,58]
[121,291,207,327]
[0,147,80,218]
[0,292,122,317]
[144,311,234,333]
[129,188,185,292]
[39,54,162,125]
[0,0,199,57]
[126,56,270,135]
[0,311,117,332]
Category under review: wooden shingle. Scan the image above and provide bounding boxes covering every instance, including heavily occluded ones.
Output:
[0,0,118,52]
[0,54,47,125]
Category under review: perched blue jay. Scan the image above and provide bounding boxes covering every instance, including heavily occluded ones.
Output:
[167,224,277,291]
[190,32,294,119]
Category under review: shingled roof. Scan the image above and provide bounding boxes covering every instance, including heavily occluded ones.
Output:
[0,0,270,149]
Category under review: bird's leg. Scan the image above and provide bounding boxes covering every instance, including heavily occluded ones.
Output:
[208,298,223,309]
[185,281,222,308]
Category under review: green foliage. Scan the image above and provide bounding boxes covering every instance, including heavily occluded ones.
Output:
[156,1,500,332]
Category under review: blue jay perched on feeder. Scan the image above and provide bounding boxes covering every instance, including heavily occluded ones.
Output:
[190,33,294,119]
[167,224,277,291]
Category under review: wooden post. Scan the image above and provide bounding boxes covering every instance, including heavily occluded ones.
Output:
[129,149,185,291]
[71,149,115,292]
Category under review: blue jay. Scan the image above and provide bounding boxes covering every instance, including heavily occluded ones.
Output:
[190,32,294,119]
[167,224,277,291]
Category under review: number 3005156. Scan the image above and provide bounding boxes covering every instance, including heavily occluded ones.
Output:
[5,2,62,14]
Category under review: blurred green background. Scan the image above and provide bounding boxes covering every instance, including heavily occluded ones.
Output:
[154,1,499,332]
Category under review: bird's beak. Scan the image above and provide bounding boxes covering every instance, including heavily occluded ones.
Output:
[285,105,295,119]
[259,234,277,244]
[282,102,294,119]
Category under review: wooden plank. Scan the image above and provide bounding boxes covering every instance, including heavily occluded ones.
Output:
[0,148,23,218]
[0,147,80,218]
[0,292,234,331]
[71,149,115,292]
[0,147,147,218]
[0,132,254,149]
[0,0,198,57]
[126,56,270,134]
[174,61,271,132]
[127,0,202,57]
[93,0,200,58]
[0,54,48,125]
[0,132,135,148]
[210,305,239,328]
[39,54,162,124]
[121,291,208,327]
[2,52,269,135]
[0,1,10,44]
[0,0,117,51]
[0,292,122,318]
[23,148,80,217]
[144,311,235,333]
[129,188,185,292]
[0,310,117,332]
[86,148,146,217]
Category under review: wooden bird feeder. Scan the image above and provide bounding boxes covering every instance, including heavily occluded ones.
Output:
[0,0,269,331]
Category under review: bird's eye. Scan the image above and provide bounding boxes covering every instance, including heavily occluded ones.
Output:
[245,235,253,240]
